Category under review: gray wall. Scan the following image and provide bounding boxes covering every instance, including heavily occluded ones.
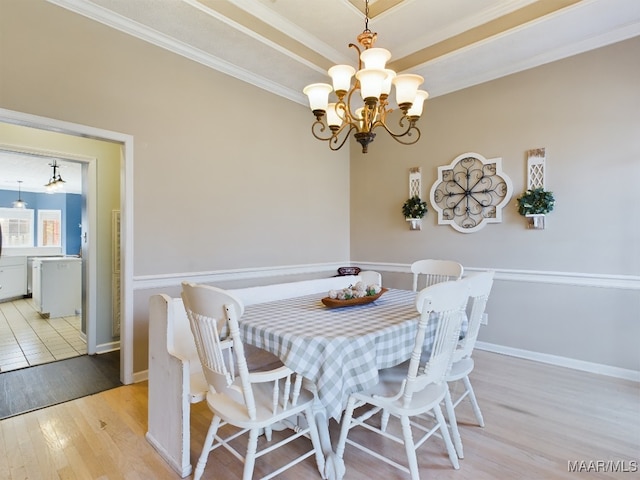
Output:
[0,0,350,372]
[1,1,637,376]
[350,37,640,372]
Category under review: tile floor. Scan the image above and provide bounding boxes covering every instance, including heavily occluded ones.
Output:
[0,297,85,373]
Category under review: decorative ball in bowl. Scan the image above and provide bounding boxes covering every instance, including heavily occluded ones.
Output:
[321,282,387,308]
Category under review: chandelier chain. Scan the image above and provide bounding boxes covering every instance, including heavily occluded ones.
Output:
[364,0,370,33]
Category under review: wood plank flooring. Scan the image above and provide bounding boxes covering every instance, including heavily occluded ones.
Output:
[0,350,638,479]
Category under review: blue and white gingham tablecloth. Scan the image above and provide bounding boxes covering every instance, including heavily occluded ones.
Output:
[240,288,428,420]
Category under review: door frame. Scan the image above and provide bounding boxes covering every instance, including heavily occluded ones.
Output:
[0,107,134,384]
[0,145,97,354]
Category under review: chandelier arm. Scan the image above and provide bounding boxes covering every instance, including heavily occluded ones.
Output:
[348,43,363,70]
[374,114,422,145]
[310,120,333,141]
[342,78,361,129]
[329,124,358,151]
[310,119,358,152]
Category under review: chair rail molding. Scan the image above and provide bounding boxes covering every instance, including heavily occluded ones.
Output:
[133,262,349,290]
[133,261,640,292]
[354,262,640,290]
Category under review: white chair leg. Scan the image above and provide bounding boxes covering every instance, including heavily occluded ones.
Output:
[243,428,260,480]
[463,375,485,427]
[400,415,420,480]
[380,409,390,432]
[194,415,221,480]
[444,387,464,459]
[335,397,357,460]
[434,404,460,470]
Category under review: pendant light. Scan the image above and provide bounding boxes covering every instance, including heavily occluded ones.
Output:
[303,0,428,153]
[45,159,66,193]
[12,180,27,209]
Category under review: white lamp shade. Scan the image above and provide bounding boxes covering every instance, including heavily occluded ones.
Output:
[406,90,429,117]
[381,69,396,96]
[356,69,387,101]
[360,48,391,69]
[326,103,343,127]
[303,83,333,111]
[328,65,355,93]
[393,74,424,106]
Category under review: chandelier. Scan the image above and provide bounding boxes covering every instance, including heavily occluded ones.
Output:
[12,180,27,209]
[45,159,66,193]
[303,0,428,154]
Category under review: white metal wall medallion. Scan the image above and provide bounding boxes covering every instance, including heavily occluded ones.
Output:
[430,152,513,233]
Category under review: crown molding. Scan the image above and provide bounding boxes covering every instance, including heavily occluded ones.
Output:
[45,0,640,104]
[47,0,305,104]
[422,20,640,98]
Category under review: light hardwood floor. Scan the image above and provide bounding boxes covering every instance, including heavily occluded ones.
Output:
[0,298,85,372]
[0,350,638,479]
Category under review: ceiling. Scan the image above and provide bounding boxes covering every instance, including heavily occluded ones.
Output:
[46,0,640,104]
[2,0,638,191]
[0,150,82,195]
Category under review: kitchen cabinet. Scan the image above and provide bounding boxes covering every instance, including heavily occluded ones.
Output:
[0,256,27,302]
[32,257,81,318]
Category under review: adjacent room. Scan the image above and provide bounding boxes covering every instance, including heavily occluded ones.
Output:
[0,0,638,479]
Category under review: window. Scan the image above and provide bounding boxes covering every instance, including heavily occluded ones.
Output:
[38,209,62,247]
[0,207,35,248]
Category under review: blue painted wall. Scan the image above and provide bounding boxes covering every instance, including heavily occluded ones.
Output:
[0,189,82,255]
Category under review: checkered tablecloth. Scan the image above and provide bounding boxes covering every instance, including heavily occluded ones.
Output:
[240,288,426,420]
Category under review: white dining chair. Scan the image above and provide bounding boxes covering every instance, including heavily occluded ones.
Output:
[444,270,495,458]
[181,282,325,480]
[335,280,469,480]
[359,270,382,286]
[411,259,463,291]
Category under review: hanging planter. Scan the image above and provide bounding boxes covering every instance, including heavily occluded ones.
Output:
[516,188,555,229]
[406,218,422,230]
[402,196,428,231]
[525,213,546,229]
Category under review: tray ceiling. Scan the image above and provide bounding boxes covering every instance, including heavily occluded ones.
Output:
[2,0,639,191]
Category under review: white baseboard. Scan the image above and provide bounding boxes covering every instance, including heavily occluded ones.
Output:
[476,341,640,382]
[96,341,120,354]
[133,369,149,383]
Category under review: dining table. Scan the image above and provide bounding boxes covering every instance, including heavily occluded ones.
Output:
[238,287,465,480]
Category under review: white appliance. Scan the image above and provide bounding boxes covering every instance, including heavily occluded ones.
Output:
[32,257,82,318]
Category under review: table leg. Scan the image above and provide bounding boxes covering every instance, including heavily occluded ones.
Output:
[312,397,345,480]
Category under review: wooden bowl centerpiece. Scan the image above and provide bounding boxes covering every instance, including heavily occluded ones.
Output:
[321,282,387,308]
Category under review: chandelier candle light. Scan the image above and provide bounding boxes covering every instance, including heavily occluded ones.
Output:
[303,0,428,153]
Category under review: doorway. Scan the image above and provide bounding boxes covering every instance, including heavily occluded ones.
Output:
[0,151,88,371]
[0,108,134,384]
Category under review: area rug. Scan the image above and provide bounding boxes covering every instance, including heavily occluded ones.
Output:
[0,351,121,420]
